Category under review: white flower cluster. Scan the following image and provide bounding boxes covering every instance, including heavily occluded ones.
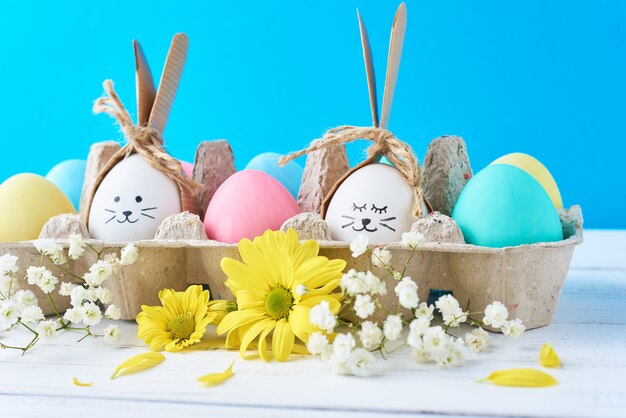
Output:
[305,235,527,376]
[0,238,139,350]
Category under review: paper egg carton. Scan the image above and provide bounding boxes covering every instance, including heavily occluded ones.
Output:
[0,205,582,331]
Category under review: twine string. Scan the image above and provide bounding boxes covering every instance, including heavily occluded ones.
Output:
[93,80,200,193]
[279,125,423,217]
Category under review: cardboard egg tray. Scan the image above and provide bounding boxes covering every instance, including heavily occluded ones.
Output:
[0,205,582,331]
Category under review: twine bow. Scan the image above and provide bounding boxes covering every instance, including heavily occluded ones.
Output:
[279,125,423,217]
[93,80,201,193]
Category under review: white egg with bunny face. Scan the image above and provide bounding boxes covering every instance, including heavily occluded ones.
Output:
[325,163,416,243]
[88,154,181,241]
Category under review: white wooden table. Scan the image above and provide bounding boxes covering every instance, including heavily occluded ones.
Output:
[1,230,624,418]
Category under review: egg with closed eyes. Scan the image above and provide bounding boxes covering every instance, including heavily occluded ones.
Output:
[88,154,182,241]
[324,163,416,243]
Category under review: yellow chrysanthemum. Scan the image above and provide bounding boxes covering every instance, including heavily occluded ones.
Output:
[137,285,215,352]
[217,229,346,362]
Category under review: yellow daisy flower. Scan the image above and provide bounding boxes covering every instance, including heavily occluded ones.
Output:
[137,285,215,352]
[217,229,346,362]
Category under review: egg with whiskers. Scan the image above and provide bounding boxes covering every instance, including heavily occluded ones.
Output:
[324,163,416,243]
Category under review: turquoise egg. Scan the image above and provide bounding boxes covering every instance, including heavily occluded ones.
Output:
[245,152,304,199]
[45,159,87,210]
[452,164,563,248]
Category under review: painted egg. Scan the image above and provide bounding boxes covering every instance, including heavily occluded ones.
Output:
[180,160,194,178]
[452,164,563,248]
[204,170,301,243]
[245,152,304,199]
[0,173,76,242]
[45,159,87,210]
[490,153,563,208]
[325,163,416,243]
[88,154,182,241]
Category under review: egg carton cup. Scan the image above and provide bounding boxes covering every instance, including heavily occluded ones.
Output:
[0,206,582,332]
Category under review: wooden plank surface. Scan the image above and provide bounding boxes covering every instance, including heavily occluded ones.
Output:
[0,230,624,418]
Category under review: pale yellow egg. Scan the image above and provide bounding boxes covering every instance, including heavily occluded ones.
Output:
[490,153,563,209]
[0,173,76,242]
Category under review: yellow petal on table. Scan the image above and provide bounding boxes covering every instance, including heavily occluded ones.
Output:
[110,352,166,380]
[479,368,558,388]
[540,343,561,368]
[197,361,235,386]
[72,377,93,387]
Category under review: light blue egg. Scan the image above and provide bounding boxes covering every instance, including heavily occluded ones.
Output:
[245,152,303,199]
[452,164,563,248]
[45,159,87,210]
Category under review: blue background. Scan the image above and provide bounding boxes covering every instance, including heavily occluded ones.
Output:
[0,0,624,228]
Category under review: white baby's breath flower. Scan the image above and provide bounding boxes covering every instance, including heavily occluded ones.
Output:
[295,284,308,296]
[307,332,331,357]
[103,253,121,272]
[501,318,525,339]
[37,270,59,294]
[443,309,468,328]
[364,271,387,296]
[103,324,121,343]
[120,244,139,265]
[353,294,376,319]
[14,289,38,309]
[401,231,424,248]
[0,254,18,276]
[394,277,419,309]
[104,304,122,320]
[0,274,16,297]
[34,239,66,265]
[94,286,113,305]
[465,327,490,352]
[332,333,356,363]
[70,286,86,307]
[84,260,113,287]
[407,317,431,346]
[26,266,47,286]
[20,305,44,323]
[483,301,509,328]
[63,307,83,324]
[309,300,337,334]
[0,299,20,326]
[433,336,466,368]
[348,348,376,377]
[37,320,57,338]
[68,234,86,260]
[358,321,383,350]
[411,344,431,363]
[383,315,403,341]
[415,302,434,321]
[350,234,369,258]
[340,269,366,295]
[435,294,461,317]
[423,326,447,356]
[80,302,103,326]
[58,282,75,297]
[371,247,392,268]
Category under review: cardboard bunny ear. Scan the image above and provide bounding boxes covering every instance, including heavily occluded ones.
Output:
[134,40,157,127]
[379,2,406,129]
[149,33,189,134]
[357,9,379,127]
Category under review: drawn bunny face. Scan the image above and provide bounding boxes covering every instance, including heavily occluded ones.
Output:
[325,163,417,243]
[88,154,181,241]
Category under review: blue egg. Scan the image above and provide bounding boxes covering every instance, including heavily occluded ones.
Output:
[45,159,87,210]
[452,164,563,248]
[245,152,303,199]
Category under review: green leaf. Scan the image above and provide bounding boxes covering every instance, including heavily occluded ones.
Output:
[111,352,165,380]
[479,368,558,387]
[197,360,235,386]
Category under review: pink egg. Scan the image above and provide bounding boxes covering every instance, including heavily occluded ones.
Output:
[204,170,301,243]
[180,160,194,178]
